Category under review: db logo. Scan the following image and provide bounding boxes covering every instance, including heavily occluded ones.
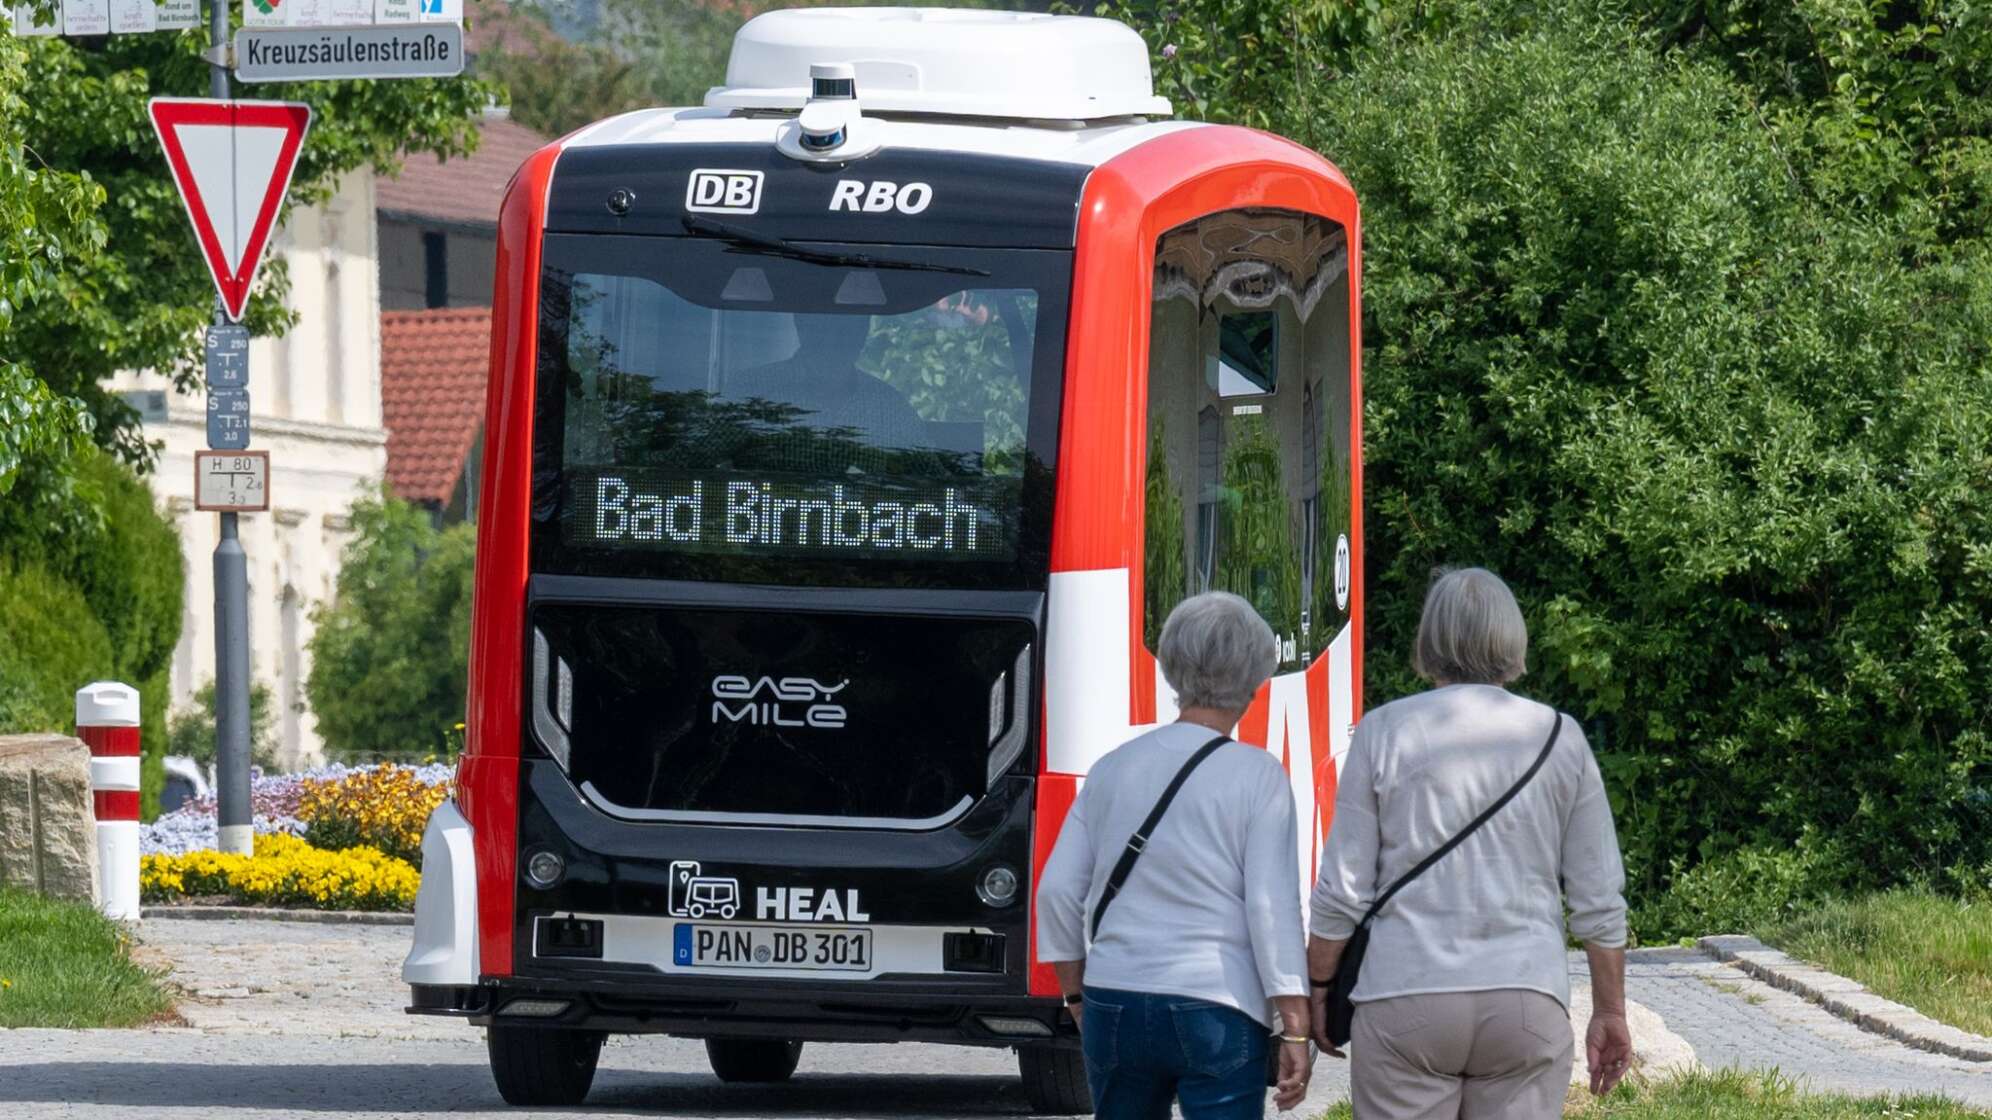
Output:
[686,169,764,215]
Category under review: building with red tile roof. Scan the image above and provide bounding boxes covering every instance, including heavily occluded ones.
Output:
[377,112,550,311]
[380,307,491,520]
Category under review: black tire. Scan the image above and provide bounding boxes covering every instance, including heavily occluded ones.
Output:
[1019,1045,1090,1114]
[705,1038,804,1083]
[486,1024,604,1106]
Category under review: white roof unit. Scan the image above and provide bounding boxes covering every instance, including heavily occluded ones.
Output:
[706,7,1172,122]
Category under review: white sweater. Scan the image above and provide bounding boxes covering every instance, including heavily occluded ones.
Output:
[1035,722,1309,1027]
[1310,684,1628,1008]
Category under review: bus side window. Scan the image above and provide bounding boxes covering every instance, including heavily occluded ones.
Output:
[1141,210,1352,670]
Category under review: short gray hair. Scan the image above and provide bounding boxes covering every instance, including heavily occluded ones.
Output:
[1157,591,1278,712]
[1412,567,1529,685]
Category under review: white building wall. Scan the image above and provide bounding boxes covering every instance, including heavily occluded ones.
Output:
[109,171,387,768]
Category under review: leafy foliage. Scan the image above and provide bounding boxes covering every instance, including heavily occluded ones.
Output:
[0,562,116,736]
[305,495,475,761]
[6,28,490,471]
[1316,24,1992,935]
[481,0,1044,137]
[165,681,278,772]
[0,449,184,814]
[478,0,741,136]
[1101,3,1992,935]
[0,30,99,496]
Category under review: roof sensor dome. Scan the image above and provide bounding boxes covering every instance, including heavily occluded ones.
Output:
[707,7,1172,122]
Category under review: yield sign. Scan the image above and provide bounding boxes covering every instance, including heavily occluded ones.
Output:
[148,98,312,323]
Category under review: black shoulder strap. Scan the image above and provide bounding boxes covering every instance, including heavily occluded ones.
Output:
[1089,732,1231,941]
[1358,712,1563,927]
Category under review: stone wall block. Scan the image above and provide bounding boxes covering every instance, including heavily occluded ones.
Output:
[0,734,99,903]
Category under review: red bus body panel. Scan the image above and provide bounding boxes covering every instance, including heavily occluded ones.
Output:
[1029,127,1363,995]
[465,141,564,978]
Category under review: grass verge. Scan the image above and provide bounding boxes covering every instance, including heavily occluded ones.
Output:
[1762,890,1992,1039]
[0,888,173,1028]
[1315,1070,1989,1118]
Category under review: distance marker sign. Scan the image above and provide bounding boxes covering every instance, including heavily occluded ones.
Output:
[148,98,312,322]
[195,451,270,512]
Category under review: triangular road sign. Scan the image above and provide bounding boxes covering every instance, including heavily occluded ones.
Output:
[148,98,313,323]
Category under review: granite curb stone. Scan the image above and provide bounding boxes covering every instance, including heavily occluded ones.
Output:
[0,734,98,903]
[143,905,413,926]
[1698,934,1992,1062]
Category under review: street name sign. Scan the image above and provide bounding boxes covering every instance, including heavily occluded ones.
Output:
[234,24,464,82]
[147,98,313,323]
[194,451,270,512]
[205,323,251,388]
[207,386,252,450]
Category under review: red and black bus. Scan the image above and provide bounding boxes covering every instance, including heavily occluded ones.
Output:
[403,8,1363,1112]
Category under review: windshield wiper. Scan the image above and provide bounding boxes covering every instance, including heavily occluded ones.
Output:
[680,215,990,277]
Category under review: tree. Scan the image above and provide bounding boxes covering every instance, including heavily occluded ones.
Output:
[306,495,475,761]
[5,17,492,474]
[0,29,98,496]
[477,0,738,136]
[1105,3,1992,933]
[166,681,278,771]
[480,0,1048,138]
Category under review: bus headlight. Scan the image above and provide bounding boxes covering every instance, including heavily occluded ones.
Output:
[977,864,1019,907]
[524,849,566,889]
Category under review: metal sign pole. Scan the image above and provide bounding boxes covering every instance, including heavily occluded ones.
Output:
[208,0,254,856]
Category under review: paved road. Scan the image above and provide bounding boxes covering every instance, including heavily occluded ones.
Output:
[0,917,1988,1119]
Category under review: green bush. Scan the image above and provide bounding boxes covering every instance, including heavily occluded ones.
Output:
[0,449,184,815]
[306,495,474,761]
[165,680,278,771]
[0,563,117,736]
[1631,838,1848,940]
[1100,7,1992,937]
[1306,26,1992,938]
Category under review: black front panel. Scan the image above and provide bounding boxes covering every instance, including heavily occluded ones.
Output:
[532,600,1032,822]
[546,143,1090,249]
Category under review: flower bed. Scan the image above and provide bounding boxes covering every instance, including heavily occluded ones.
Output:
[298,764,449,867]
[140,833,420,911]
[137,762,451,912]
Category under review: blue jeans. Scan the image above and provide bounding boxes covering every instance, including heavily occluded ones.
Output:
[1081,987,1268,1120]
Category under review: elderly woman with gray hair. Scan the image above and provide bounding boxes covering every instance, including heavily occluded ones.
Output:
[1037,591,1314,1118]
[1307,568,1632,1119]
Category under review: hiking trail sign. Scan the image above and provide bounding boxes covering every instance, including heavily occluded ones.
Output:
[147,98,313,322]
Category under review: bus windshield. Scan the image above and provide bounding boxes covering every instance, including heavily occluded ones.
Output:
[531,234,1070,589]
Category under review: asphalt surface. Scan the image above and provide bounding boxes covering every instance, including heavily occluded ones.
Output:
[1,916,1989,1118]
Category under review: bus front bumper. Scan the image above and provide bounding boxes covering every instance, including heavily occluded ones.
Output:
[406,975,1076,1048]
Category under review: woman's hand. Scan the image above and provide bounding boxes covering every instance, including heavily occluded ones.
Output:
[1586,1011,1633,1096]
[1273,1039,1313,1111]
[1307,987,1342,1055]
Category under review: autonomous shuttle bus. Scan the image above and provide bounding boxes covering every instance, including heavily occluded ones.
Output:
[402,8,1364,1111]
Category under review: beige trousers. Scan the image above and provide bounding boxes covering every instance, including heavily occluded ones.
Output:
[1349,989,1573,1120]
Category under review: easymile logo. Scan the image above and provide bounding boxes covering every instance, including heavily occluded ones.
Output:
[686,169,764,215]
[711,675,848,729]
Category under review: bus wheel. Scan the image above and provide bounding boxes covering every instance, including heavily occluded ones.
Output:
[485,1024,604,1106]
[1018,1045,1089,1114]
[705,1038,803,1082]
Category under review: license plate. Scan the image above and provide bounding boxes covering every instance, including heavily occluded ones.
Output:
[672,923,874,972]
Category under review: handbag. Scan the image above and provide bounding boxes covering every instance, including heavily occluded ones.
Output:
[1321,712,1564,1048]
[1088,733,1292,1083]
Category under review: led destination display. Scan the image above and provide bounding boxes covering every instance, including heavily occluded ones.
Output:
[567,470,1017,561]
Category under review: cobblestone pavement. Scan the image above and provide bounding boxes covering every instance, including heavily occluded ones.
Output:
[0,918,1988,1119]
[1606,948,1992,1107]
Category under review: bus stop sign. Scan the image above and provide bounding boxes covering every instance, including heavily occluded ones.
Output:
[148,98,312,322]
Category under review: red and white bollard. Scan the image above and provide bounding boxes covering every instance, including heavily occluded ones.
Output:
[76,681,142,922]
